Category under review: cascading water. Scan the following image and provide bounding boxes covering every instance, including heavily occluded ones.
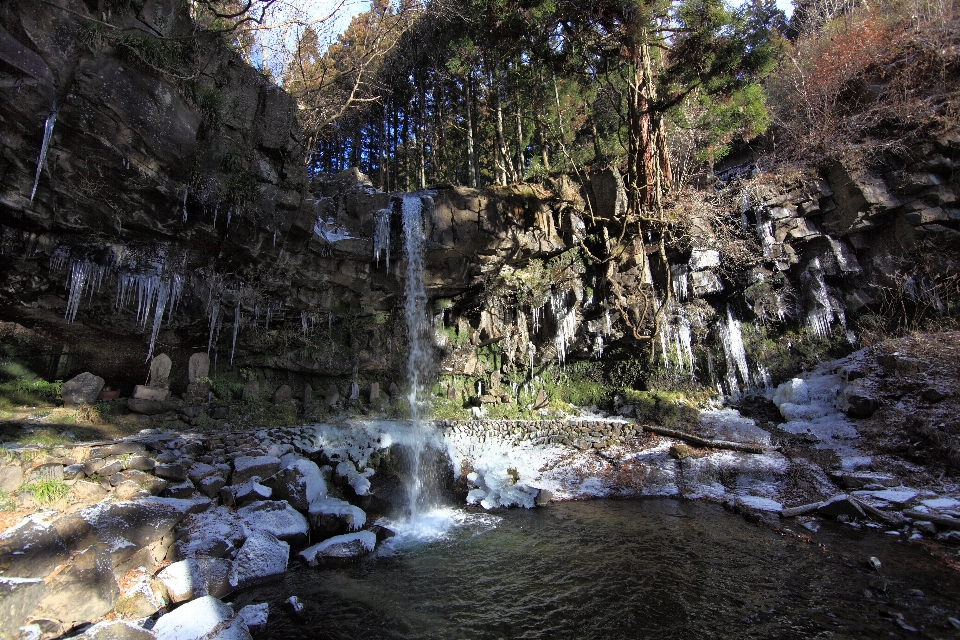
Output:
[401,194,434,521]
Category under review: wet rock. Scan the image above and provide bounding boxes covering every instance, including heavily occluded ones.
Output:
[284,595,305,620]
[535,489,554,506]
[299,531,376,566]
[62,372,105,406]
[157,558,233,603]
[238,602,270,635]
[230,531,290,589]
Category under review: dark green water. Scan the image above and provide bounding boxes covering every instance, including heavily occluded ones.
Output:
[233,500,960,639]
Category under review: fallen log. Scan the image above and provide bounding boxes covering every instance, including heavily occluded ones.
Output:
[640,425,772,455]
[904,510,960,529]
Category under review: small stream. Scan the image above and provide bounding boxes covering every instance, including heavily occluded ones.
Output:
[233,499,960,639]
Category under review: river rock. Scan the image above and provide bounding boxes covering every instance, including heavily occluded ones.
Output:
[79,620,155,640]
[148,354,172,387]
[199,474,227,498]
[238,500,309,545]
[155,461,189,482]
[238,602,269,635]
[188,462,220,484]
[188,353,210,384]
[299,531,376,566]
[222,478,273,507]
[157,557,233,603]
[154,595,249,640]
[264,458,325,510]
[62,372,105,406]
[232,456,281,485]
[229,531,290,589]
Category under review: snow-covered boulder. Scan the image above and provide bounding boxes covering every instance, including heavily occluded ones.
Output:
[229,531,289,589]
[153,595,251,640]
[232,456,281,485]
[157,558,233,603]
[238,500,309,546]
[299,531,376,566]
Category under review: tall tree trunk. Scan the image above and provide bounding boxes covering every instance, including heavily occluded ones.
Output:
[417,80,427,189]
[515,109,524,180]
[470,69,482,187]
[465,74,478,188]
[487,59,514,186]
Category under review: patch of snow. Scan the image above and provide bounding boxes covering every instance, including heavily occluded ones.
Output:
[237,501,309,542]
[737,495,783,512]
[229,531,289,589]
[921,497,960,509]
[153,595,236,640]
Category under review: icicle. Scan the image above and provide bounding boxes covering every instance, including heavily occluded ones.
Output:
[551,289,576,366]
[757,220,776,258]
[527,342,535,377]
[373,208,391,272]
[181,189,188,223]
[64,261,90,324]
[265,304,272,331]
[717,308,750,397]
[273,230,276,246]
[805,258,834,339]
[226,207,232,228]
[678,315,695,376]
[670,264,689,302]
[207,302,220,354]
[213,204,219,227]
[145,279,171,362]
[30,109,57,202]
[230,305,240,365]
[594,335,604,359]
[301,311,308,333]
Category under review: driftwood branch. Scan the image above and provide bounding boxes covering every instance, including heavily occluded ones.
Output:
[641,425,771,454]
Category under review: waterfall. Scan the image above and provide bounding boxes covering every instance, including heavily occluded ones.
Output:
[30,109,57,202]
[401,194,433,520]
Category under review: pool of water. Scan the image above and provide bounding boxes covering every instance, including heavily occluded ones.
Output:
[233,499,960,639]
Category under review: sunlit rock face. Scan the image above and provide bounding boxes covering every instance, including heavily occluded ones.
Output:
[1,1,958,398]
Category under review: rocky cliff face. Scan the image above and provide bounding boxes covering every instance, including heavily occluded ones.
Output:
[1,1,958,402]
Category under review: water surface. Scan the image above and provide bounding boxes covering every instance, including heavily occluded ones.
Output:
[234,499,960,639]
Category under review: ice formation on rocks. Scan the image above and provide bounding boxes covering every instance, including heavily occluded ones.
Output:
[29,108,57,202]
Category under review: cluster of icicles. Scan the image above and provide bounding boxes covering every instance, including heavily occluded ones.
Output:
[52,250,284,364]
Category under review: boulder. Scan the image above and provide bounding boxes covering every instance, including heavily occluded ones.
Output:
[238,500,309,546]
[133,385,170,401]
[148,354,172,387]
[127,398,177,415]
[0,514,69,579]
[188,353,211,384]
[264,458,325,511]
[238,603,269,635]
[62,372,105,406]
[229,531,290,589]
[79,620,155,639]
[222,478,273,507]
[114,567,168,618]
[843,384,879,418]
[155,462,189,482]
[299,531,376,566]
[32,545,119,626]
[153,595,250,640]
[157,558,233,603]
[0,462,23,492]
[232,456,281,485]
[199,475,227,498]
